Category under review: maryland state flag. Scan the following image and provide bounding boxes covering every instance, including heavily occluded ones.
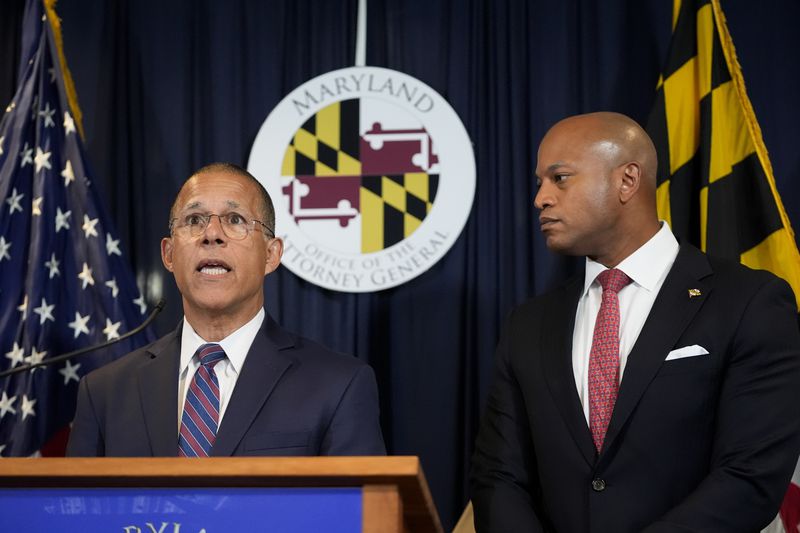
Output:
[646,0,800,310]
[646,1,800,531]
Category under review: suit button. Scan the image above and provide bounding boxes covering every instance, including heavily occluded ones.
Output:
[592,478,606,492]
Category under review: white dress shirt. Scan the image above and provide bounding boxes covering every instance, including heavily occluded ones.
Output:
[572,222,679,423]
[177,308,265,431]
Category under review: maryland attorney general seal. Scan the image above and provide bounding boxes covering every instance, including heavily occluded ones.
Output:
[248,66,475,292]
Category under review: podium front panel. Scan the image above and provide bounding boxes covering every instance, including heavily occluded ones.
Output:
[0,487,362,533]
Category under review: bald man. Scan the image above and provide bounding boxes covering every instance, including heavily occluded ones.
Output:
[470,112,800,532]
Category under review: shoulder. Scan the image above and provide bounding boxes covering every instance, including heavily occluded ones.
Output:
[680,243,793,298]
[283,332,370,376]
[260,315,371,380]
[83,329,178,384]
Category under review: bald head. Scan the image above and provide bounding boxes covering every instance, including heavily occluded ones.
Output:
[534,112,662,266]
[544,112,658,192]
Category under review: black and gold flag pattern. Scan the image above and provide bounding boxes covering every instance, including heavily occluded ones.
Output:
[646,0,800,308]
[361,173,439,253]
[282,99,361,177]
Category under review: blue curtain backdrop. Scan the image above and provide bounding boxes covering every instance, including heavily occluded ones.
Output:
[1,0,799,528]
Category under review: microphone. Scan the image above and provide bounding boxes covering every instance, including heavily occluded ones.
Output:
[0,299,166,379]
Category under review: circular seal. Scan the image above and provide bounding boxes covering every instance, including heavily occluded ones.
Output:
[248,66,475,292]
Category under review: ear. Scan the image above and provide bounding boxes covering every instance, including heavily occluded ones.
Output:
[161,237,175,272]
[264,237,284,276]
[618,162,642,204]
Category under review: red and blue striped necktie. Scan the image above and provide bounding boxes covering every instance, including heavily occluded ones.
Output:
[178,343,226,457]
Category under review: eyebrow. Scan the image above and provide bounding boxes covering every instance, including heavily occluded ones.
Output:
[182,200,242,211]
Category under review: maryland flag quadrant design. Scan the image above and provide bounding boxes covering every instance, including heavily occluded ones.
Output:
[646,0,800,309]
[281,99,439,254]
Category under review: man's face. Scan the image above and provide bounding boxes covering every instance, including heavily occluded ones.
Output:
[161,171,282,323]
[534,124,621,259]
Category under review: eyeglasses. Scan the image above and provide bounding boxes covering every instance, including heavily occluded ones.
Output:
[169,213,274,240]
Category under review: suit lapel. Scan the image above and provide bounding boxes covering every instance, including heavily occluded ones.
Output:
[211,314,295,456]
[138,325,181,456]
[543,276,597,466]
[602,244,712,455]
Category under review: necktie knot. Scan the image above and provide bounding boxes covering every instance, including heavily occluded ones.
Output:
[596,268,632,295]
[195,343,226,368]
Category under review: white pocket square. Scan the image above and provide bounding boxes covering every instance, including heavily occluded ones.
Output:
[665,345,709,361]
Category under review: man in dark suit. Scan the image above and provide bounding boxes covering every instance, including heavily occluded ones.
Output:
[67,162,385,457]
[470,112,800,532]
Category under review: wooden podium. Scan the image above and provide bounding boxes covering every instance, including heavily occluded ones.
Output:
[0,456,442,533]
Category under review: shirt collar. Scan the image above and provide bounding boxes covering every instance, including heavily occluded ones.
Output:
[582,221,679,296]
[179,308,266,375]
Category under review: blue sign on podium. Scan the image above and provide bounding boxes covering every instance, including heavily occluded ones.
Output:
[0,487,362,532]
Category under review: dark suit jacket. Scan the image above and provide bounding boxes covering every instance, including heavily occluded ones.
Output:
[471,244,800,533]
[66,313,385,456]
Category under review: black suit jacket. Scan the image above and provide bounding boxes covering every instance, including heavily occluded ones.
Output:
[66,313,385,456]
[471,244,800,533]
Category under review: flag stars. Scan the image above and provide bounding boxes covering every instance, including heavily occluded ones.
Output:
[63,111,76,135]
[45,252,60,278]
[19,142,33,167]
[20,395,36,420]
[38,103,56,128]
[133,294,147,315]
[32,196,43,216]
[25,347,46,372]
[5,342,25,368]
[0,391,17,418]
[68,311,91,338]
[59,360,81,385]
[106,233,122,256]
[6,187,24,214]
[0,237,10,262]
[105,278,119,298]
[82,215,99,238]
[33,297,55,325]
[55,207,71,232]
[103,318,121,340]
[34,146,52,173]
[78,262,95,289]
[17,294,28,319]
[61,159,75,186]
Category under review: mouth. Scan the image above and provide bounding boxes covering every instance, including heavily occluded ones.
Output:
[539,216,560,231]
[196,259,232,276]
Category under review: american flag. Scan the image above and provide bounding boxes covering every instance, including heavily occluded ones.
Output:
[0,0,155,456]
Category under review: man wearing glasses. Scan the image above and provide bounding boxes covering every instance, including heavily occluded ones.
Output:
[67,163,385,457]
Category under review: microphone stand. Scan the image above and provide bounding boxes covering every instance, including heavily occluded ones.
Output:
[0,299,166,379]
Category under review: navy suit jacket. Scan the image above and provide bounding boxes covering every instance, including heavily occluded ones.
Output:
[66,313,385,456]
[471,244,800,533]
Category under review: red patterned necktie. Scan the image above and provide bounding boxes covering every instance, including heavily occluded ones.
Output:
[588,268,632,453]
[178,343,226,457]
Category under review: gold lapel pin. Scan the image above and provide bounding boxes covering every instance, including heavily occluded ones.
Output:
[688,288,702,298]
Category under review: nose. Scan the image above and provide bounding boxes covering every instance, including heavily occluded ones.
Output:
[202,215,226,243]
[534,181,553,210]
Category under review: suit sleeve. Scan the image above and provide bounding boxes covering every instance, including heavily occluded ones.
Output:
[470,310,547,533]
[319,363,386,455]
[65,375,106,457]
[644,277,800,532]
